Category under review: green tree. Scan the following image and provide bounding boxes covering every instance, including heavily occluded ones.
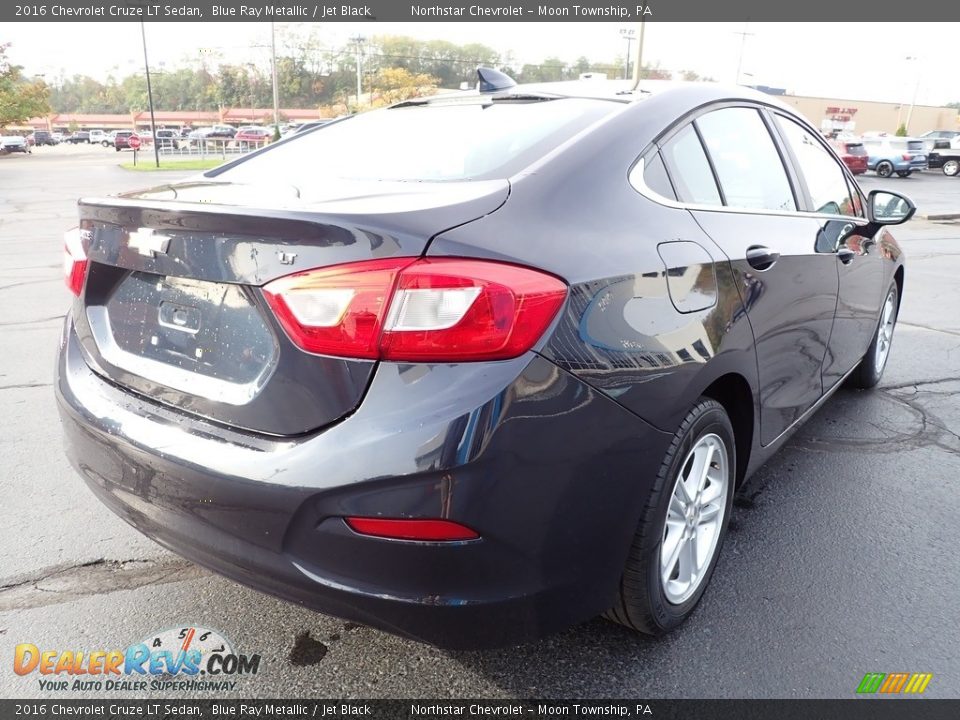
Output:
[0,43,50,126]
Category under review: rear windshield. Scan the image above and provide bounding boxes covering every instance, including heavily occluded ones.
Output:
[211,98,620,184]
[907,140,924,152]
[845,143,866,156]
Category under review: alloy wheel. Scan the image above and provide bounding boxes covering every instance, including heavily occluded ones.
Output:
[660,433,729,605]
[874,289,897,374]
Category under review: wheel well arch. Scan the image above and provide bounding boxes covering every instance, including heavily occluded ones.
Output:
[700,373,754,487]
[894,265,905,305]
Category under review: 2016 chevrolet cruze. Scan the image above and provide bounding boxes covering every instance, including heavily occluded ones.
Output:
[56,72,914,649]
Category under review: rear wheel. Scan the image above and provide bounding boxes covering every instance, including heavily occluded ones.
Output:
[876,161,894,178]
[605,398,735,636]
[943,159,960,177]
[896,170,912,178]
[851,282,899,389]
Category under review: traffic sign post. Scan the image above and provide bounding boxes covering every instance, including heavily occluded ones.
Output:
[129,134,141,166]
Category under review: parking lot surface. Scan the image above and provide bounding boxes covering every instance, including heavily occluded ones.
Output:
[1,146,959,698]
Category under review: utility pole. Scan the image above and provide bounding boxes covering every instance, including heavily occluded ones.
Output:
[140,21,160,169]
[351,35,366,107]
[734,22,755,85]
[904,56,921,134]
[630,22,645,90]
[270,22,280,132]
[619,28,636,81]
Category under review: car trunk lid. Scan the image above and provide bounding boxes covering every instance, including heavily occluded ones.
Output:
[72,178,509,436]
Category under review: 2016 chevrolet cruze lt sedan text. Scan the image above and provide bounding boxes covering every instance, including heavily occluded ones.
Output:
[56,73,914,649]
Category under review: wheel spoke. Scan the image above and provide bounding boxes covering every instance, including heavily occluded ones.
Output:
[679,533,697,584]
[668,494,686,521]
[698,502,721,525]
[696,441,716,494]
[661,532,684,583]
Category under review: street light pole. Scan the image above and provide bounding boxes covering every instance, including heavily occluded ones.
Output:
[270,22,280,132]
[140,21,160,169]
[904,56,921,134]
[734,22,755,85]
[351,35,366,107]
[619,28,636,80]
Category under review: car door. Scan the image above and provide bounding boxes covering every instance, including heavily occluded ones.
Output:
[770,113,886,389]
[661,106,840,446]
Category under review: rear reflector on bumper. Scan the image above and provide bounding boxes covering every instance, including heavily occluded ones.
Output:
[262,257,567,362]
[344,517,480,542]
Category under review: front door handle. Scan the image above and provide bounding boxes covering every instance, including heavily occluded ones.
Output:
[837,247,856,265]
[746,245,780,271]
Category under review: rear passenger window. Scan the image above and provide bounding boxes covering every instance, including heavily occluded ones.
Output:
[659,125,721,206]
[638,152,677,200]
[695,107,796,212]
[775,115,856,216]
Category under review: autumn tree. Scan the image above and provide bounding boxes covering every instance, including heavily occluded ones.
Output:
[0,43,50,127]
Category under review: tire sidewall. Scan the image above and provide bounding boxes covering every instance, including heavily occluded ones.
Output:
[644,403,736,631]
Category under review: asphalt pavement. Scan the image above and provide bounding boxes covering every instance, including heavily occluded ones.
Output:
[1,145,958,699]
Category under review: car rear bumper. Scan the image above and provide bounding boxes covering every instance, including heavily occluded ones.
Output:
[56,318,672,648]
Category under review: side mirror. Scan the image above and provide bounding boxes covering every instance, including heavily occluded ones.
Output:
[867,190,916,225]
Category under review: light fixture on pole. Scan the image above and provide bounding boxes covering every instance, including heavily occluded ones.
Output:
[619,28,636,81]
[140,21,160,169]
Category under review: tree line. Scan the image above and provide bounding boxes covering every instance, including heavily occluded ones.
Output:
[3,33,718,125]
[45,34,700,115]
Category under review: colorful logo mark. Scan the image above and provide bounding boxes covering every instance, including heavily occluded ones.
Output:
[857,672,933,694]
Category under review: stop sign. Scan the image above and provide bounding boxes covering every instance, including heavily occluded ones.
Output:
[128,134,141,150]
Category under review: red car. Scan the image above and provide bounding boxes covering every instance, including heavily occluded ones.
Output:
[830,139,869,175]
[234,127,272,145]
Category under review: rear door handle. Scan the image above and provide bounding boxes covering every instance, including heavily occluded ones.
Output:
[837,247,856,265]
[746,245,780,271]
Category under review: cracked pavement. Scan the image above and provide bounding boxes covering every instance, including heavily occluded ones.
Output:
[1,147,959,699]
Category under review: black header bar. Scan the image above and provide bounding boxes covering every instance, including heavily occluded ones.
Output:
[4,1,958,23]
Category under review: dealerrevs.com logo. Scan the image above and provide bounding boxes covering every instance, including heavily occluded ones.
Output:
[13,626,261,692]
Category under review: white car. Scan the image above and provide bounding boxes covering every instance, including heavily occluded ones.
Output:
[0,136,31,153]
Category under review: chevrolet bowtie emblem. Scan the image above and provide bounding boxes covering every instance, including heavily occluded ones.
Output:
[128,228,171,257]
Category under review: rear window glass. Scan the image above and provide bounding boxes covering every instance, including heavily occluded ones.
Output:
[659,124,722,206]
[212,98,619,184]
[845,143,866,156]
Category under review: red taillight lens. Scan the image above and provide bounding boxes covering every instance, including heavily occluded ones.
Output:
[262,258,414,359]
[902,154,912,161]
[63,228,88,296]
[344,517,479,541]
[263,258,567,362]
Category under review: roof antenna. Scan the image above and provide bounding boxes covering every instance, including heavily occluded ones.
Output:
[477,67,517,94]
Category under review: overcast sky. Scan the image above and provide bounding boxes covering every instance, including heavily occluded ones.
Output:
[6,22,957,107]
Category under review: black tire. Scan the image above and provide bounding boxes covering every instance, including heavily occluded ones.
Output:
[943,159,960,177]
[605,398,736,636]
[850,281,899,389]
[875,161,894,178]
[896,170,912,178]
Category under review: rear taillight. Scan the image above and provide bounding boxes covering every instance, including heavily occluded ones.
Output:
[63,228,88,296]
[902,154,912,161]
[344,517,479,542]
[262,257,567,362]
